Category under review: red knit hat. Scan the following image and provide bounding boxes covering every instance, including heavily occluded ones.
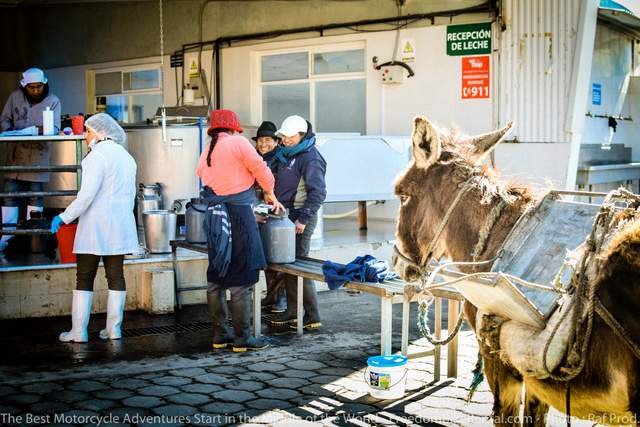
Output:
[208,109,243,135]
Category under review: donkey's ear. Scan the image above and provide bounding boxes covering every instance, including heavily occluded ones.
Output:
[466,121,514,162]
[412,116,442,168]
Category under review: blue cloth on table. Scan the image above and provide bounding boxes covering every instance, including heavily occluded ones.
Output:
[322,255,399,290]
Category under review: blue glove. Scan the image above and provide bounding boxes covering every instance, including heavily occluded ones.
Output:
[50,215,64,234]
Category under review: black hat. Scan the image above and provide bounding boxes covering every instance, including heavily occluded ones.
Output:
[252,121,278,141]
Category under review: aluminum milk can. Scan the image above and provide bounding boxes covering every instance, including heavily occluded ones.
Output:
[142,210,177,253]
[185,198,207,244]
[260,213,296,263]
[136,183,163,227]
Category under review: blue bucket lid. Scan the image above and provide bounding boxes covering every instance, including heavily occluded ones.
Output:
[367,355,408,368]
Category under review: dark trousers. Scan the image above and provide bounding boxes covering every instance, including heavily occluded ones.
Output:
[76,254,126,291]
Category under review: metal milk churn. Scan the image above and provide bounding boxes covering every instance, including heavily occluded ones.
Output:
[260,212,296,263]
[136,183,163,228]
[185,198,208,244]
[142,210,177,253]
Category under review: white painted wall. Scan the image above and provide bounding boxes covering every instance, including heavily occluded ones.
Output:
[220,25,493,136]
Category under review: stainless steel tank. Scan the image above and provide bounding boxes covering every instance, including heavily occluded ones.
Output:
[125,125,202,214]
[45,139,86,208]
[125,123,258,214]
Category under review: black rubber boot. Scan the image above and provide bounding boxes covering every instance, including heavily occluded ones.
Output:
[230,287,269,352]
[289,281,322,330]
[260,271,279,311]
[207,290,233,349]
[270,275,297,325]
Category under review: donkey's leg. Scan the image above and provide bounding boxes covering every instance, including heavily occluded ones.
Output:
[523,392,549,427]
[482,354,523,427]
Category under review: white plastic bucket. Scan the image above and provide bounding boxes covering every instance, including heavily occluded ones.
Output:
[365,355,408,399]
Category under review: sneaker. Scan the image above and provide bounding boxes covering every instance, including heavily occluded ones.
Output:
[212,335,234,350]
[232,336,270,352]
[271,292,287,313]
[289,316,322,330]
[270,312,296,326]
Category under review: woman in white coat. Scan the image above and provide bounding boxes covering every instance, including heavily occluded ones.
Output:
[51,113,138,343]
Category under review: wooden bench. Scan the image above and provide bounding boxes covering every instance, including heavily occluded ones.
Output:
[170,240,463,380]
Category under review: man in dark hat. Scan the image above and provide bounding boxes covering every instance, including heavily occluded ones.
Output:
[253,121,279,168]
[253,121,287,313]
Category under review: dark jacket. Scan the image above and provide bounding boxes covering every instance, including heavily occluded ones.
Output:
[273,123,327,224]
[200,186,266,287]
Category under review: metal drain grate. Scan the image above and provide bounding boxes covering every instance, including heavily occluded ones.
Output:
[91,321,212,338]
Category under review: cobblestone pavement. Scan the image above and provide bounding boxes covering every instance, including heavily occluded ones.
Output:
[0,292,598,426]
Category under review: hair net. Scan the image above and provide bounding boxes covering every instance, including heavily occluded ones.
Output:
[85,113,127,146]
[20,68,48,87]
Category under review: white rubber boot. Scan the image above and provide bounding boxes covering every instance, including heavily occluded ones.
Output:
[59,290,94,343]
[26,205,44,220]
[100,290,127,340]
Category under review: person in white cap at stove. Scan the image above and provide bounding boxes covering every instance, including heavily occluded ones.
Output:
[0,67,61,251]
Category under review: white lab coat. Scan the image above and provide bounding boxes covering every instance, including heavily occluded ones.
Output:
[59,140,138,255]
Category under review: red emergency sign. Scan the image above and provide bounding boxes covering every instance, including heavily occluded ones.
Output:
[461,55,490,99]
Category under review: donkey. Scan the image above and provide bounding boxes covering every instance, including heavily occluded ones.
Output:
[392,116,640,426]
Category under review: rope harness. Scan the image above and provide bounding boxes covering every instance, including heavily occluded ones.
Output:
[541,189,640,382]
[394,175,515,347]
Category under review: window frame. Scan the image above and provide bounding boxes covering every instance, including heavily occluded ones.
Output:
[94,64,164,123]
[253,42,366,133]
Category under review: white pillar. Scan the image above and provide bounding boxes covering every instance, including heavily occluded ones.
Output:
[564,0,600,191]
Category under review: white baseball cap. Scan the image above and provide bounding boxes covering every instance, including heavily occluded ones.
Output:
[276,115,308,137]
[20,68,48,87]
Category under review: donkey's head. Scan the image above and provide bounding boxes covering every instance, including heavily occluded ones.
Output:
[392,116,514,281]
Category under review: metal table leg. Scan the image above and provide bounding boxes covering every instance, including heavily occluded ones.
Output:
[380,296,393,355]
[253,280,261,339]
[447,300,459,378]
[401,294,410,356]
[434,297,442,382]
[296,276,304,337]
[75,139,83,190]
[171,244,181,309]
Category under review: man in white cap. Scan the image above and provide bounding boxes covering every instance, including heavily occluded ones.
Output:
[0,67,61,251]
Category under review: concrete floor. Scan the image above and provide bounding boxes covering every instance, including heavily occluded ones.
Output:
[0,290,596,426]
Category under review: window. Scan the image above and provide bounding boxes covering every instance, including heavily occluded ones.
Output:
[94,66,162,123]
[259,46,366,133]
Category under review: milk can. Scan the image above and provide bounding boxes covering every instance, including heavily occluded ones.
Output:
[260,212,296,263]
[136,183,163,227]
[143,210,177,253]
[185,198,207,244]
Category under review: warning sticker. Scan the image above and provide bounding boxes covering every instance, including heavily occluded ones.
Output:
[461,55,490,99]
[400,38,416,63]
[188,60,199,78]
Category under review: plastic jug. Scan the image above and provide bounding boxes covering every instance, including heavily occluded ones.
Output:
[42,107,54,136]
[185,198,207,244]
[260,212,296,264]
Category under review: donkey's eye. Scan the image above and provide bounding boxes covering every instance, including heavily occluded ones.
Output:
[399,195,411,205]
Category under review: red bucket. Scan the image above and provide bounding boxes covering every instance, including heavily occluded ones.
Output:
[71,115,84,135]
[57,223,77,264]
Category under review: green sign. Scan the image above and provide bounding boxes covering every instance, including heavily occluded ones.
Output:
[447,22,492,56]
